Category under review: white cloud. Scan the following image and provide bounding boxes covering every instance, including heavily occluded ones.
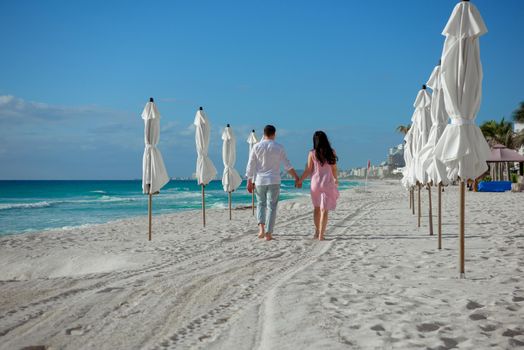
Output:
[0,94,97,122]
[180,123,195,137]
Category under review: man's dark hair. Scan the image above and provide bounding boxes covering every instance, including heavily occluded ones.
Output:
[264,125,276,137]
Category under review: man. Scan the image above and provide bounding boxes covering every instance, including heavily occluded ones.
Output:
[246,125,299,241]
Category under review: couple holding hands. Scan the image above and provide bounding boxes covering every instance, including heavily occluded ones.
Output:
[246,125,339,241]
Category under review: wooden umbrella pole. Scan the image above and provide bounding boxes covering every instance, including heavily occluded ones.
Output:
[202,185,206,227]
[417,184,421,228]
[409,189,412,209]
[428,185,433,236]
[460,180,465,278]
[148,193,152,241]
[438,183,442,250]
[411,188,415,215]
[229,191,232,220]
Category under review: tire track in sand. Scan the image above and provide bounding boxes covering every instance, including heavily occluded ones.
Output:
[0,206,326,340]
[150,198,381,349]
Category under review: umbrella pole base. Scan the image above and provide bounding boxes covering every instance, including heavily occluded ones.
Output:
[438,184,442,250]
[229,192,232,221]
[411,189,415,215]
[202,185,206,227]
[460,272,466,279]
[417,184,421,228]
[459,180,465,277]
[428,185,433,236]
[148,193,152,241]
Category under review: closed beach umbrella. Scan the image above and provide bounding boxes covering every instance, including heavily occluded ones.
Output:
[412,86,432,229]
[401,126,416,215]
[413,85,432,186]
[420,63,450,186]
[401,128,413,189]
[414,82,435,237]
[246,130,258,215]
[247,130,258,154]
[419,63,451,247]
[194,107,217,227]
[142,97,170,241]
[433,0,490,277]
[222,124,242,220]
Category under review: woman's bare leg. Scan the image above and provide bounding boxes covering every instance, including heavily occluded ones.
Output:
[313,207,320,238]
[319,209,328,240]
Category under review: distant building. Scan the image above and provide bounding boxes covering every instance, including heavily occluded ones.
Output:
[350,167,367,178]
[346,143,405,179]
[387,143,405,169]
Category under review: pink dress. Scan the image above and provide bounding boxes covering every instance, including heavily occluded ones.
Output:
[310,151,339,210]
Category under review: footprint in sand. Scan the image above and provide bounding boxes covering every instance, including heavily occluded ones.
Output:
[466,300,484,310]
[479,324,498,332]
[440,337,459,349]
[371,324,385,332]
[417,323,440,332]
[502,328,524,337]
[469,313,487,321]
[65,326,85,336]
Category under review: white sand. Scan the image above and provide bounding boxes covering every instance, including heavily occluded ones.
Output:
[0,181,523,349]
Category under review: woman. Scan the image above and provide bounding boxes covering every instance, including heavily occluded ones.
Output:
[298,131,339,240]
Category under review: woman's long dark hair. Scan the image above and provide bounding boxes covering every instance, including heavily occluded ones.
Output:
[313,131,337,166]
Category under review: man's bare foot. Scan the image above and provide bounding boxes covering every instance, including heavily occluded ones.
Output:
[318,233,325,241]
[265,233,273,241]
[258,224,265,239]
[313,231,319,239]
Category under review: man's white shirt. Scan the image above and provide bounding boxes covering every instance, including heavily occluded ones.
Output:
[246,139,293,186]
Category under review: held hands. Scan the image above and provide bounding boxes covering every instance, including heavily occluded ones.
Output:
[295,177,303,189]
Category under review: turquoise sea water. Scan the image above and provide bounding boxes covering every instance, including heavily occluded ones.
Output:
[0,180,360,236]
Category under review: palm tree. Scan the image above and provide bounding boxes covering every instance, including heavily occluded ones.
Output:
[480,118,515,147]
[513,102,524,123]
[514,131,524,149]
[396,124,411,135]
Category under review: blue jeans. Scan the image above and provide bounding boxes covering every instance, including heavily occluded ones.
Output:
[256,184,280,234]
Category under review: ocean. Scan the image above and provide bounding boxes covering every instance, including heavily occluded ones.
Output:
[0,180,361,236]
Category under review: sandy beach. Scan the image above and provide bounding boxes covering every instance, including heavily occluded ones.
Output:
[1,181,523,349]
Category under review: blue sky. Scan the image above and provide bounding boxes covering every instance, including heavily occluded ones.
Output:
[1,0,523,179]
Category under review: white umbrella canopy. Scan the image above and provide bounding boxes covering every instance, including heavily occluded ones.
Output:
[433,0,490,182]
[405,108,420,188]
[410,87,432,229]
[419,64,451,245]
[222,125,242,192]
[142,100,169,194]
[412,87,432,185]
[434,0,489,276]
[401,126,415,189]
[419,64,450,185]
[194,108,217,186]
[247,130,258,154]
